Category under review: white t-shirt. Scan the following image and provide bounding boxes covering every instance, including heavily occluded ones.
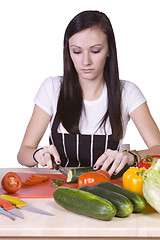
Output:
[34,76,146,140]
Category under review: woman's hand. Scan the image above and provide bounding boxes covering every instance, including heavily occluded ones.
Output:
[33,144,61,169]
[93,149,134,176]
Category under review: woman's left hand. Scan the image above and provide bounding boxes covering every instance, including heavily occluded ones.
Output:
[93,149,134,176]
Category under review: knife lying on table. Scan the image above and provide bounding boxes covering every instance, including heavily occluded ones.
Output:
[51,155,68,176]
[0,195,55,217]
[0,198,24,219]
[0,207,15,221]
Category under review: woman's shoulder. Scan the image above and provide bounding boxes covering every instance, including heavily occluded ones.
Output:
[42,76,63,90]
[120,79,137,89]
[120,79,146,114]
[33,76,63,116]
[120,79,143,96]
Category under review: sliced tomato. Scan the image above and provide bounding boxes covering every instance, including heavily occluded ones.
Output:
[23,179,42,186]
[22,175,49,186]
[96,170,110,181]
[28,175,49,182]
[1,172,22,193]
[78,171,110,187]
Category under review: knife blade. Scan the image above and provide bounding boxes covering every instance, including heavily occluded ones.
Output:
[0,195,55,217]
[51,155,68,176]
[0,198,24,219]
[0,207,15,221]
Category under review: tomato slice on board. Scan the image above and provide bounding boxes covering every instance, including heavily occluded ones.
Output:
[28,175,49,182]
[78,171,110,187]
[96,170,110,181]
[1,172,22,193]
[22,175,49,186]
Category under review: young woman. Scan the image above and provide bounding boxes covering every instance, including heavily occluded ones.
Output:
[17,10,160,176]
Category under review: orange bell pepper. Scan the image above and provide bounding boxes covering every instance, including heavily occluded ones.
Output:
[122,167,146,196]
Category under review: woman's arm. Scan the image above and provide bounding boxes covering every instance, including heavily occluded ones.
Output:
[17,104,59,167]
[94,102,160,176]
[130,102,160,157]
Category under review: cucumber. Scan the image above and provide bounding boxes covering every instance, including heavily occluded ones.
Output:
[53,187,116,221]
[66,164,130,183]
[95,182,146,213]
[79,185,133,217]
[107,163,130,179]
[66,167,94,183]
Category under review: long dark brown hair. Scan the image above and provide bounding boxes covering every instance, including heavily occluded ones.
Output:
[57,10,123,140]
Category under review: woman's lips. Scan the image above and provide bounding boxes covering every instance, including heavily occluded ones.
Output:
[81,69,94,73]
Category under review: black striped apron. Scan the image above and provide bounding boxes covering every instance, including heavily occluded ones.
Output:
[49,113,119,167]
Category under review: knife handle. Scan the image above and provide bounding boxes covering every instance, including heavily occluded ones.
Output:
[0,198,15,210]
[0,195,28,208]
[51,154,60,170]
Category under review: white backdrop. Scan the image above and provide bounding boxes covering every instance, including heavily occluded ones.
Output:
[0,0,160,167]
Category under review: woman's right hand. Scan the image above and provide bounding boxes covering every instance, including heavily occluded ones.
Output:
[33,144,61,169]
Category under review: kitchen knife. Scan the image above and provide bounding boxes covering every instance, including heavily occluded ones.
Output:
[0,198,24,219]
[51,155,68,176]
[0,206,15,221]
[0,195,55,217]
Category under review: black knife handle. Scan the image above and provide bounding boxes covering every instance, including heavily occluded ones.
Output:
[51,155,60,170]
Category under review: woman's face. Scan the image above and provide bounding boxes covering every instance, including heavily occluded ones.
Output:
[69,27,109,83]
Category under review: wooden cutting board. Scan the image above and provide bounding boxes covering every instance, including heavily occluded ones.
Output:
[0,172,123,199]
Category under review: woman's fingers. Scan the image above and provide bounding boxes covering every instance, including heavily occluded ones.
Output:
[34,145,61,168]
[48,145,61,165]
[94,149,117,170]
[105,152,127,176]
[93,152,109,169]
[94,149,130,176]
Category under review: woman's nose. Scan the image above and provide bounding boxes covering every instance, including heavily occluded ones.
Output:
[83,52,92,65]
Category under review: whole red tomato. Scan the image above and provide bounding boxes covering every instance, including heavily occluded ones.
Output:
[78,171,110,187]
[1,172,22,193]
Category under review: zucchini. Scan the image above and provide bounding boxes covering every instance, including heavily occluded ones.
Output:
[79,185,133,217]
[53,187,116,221]
[66,167,94,183]
[107,163,130,179]
[95,182,146,213]
[66,164,130,183]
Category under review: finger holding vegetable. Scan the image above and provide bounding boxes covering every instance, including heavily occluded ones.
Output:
[94,149,135,176]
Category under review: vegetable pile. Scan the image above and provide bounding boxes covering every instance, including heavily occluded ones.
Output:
[54,155,160,220]
[54,169,146,221]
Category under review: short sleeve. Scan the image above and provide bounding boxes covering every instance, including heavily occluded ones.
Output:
[121,80,147,115]
[33,76,62,116]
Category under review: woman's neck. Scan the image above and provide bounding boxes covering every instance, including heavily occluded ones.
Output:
[79,77,105,101]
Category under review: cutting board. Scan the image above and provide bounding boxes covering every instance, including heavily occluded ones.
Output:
[0,172,123,199]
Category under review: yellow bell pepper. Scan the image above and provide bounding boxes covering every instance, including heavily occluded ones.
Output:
[122,167,146,196]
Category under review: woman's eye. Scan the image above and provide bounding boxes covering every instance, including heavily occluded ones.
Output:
[92,50,100,54]
[73,51,81,54]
